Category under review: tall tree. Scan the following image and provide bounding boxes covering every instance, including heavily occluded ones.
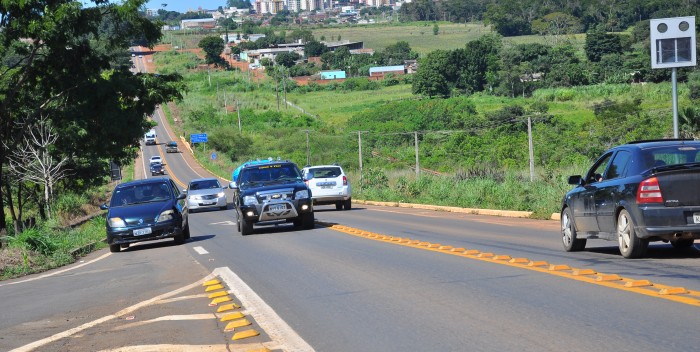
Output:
[0,0,185,232]
[199,36,226,67]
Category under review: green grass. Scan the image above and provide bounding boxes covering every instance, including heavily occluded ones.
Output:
[286,84,414,125]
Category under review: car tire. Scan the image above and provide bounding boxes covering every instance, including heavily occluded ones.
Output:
[174,232,185,245]
[343,199,352,210]
[220,206,227,211]
[183,223,190,240]
[109,243,120,253]
[617,209,648,258]
[240,216,253,236]
[670,238,695,249]
[561,207,586,251]
[335,202,343,210]
[301,212,314,230]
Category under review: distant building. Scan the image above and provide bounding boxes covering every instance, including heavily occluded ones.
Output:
[320,70,346,80]
[180,18,216,29]
[369,65,406,77]
[323,40,364,52]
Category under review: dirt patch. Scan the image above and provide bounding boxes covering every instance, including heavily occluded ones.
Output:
[0,247,34,272]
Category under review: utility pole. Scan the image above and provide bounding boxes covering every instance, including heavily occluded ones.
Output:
[358,131,365,182]
[237,100,241,133]
[414,131,420,178]
[304,130,310,165]
[527,115,535,182]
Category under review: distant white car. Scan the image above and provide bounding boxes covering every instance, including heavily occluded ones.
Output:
[149,156,162,165]
[144,129,156,145]
[302,164,352,210]
[185,178,227,212]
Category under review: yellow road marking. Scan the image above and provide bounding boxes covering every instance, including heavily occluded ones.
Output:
[320,221,700,308]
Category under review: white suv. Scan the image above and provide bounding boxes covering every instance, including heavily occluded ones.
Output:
[301,164,352,210]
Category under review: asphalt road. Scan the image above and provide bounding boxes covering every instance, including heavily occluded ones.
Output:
[2,51,699,352]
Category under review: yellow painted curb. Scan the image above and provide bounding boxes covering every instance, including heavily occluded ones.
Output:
[232,329,260,340]
[206,284,224,292]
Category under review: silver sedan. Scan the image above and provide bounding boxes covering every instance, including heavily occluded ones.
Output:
[185,178,227,212]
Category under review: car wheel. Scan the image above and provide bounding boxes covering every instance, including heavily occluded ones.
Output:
[561,207,586,251]
[301,212,314,230]
[220,206,227,211]
[240,215,253,236]
[109,243,121,253]
[617,209,648,258]
[120,243,130,250]
[174,232,185,245]
[343,198,352,210]
[335,202,343,210]
[670,238,695,249]
[183,223,190,240]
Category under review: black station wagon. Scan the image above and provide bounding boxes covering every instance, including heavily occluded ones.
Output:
[561,140,700,258]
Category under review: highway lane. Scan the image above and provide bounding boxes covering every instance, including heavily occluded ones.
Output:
[3,51,700,351]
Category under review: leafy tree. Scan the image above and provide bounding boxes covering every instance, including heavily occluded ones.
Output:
[585,25,623,62]
[532,12,583,37]
[484,3,531,36]
[198,36,227,67]
[433,23,439,35]
[275,52,301,68]
[304,40,328,57]
[227,0,252,8]
[412,50,452,98]
[379,41,418,66]
[0,0,184,231]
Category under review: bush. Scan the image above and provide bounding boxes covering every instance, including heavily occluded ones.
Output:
[8,227,59,256]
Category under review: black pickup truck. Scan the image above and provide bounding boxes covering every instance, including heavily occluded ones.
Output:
[230,160,314,235]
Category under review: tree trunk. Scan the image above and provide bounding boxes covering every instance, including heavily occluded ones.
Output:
[0,148,6,233]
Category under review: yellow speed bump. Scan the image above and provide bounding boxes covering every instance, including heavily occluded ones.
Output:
[232,329,260,340]
[210,296,232,305]
[659,287,688,295]
[203,279,221,286]
[205,284,225,292]
[596,274,622,282]
[224,318,252,331]
[625,280,653,288]
[572,269,597,276]
[220,312,245,322]
[209,291,229,299]
[217,303,241,312]
[509,258,529,264]
[528,261,548,267]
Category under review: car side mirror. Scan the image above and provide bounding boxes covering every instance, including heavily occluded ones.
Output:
[182,188,187,193]
[100,204,109,210]
[229,181,238,190]
[567,175,583,185]
[177,193,186,200]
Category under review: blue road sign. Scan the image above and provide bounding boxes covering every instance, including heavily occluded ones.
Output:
[211,152,217,160]
[190,133,208,143]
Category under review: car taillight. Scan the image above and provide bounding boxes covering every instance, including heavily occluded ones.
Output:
[343,176,347,186]
[636,177,664,204]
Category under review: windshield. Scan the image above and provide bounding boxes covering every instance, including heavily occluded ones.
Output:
[642,146,700,169]
[238,164,301,187]
[111,183,171,206]
[189,179,221,190]
[306,167,341,179]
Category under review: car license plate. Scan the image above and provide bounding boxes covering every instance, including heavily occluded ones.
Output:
[133,227,152,236]
[269,204,285,212]
[321,185,333,189]
[694,213,700,224]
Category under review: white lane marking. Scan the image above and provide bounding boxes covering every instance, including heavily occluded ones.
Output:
[193,246,209,255]
[97,344,229,352]
[214,267,314,352]
[9,275,213,352]
[210,220,236,226]
[0,253,111,288]
[114,314,215,331]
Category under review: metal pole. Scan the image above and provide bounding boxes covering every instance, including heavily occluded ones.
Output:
[358,131,363,172]
[672,67,679,138]
[237,100,241,133]
[305,130,310,166]
[528,115,535,182]
[414,131,420,178]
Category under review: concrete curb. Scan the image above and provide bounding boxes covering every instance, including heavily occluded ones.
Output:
[354,200,560,221]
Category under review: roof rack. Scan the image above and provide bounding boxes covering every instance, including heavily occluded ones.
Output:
[627,139,695,144]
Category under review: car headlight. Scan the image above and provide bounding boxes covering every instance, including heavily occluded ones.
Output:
[157,210,175,222]
[189,195,200,200]
[295,189,310,199]
[217,192,225,198]
[108,217,126,228]
[243,195,258,205]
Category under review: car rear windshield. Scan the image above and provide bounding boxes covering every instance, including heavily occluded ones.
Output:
[642,145,700,168]
[189,180,221,190]
[111,183,171,206]
[307,167,341,179]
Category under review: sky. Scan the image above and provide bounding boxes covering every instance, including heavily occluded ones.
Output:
[145,0,235,13]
